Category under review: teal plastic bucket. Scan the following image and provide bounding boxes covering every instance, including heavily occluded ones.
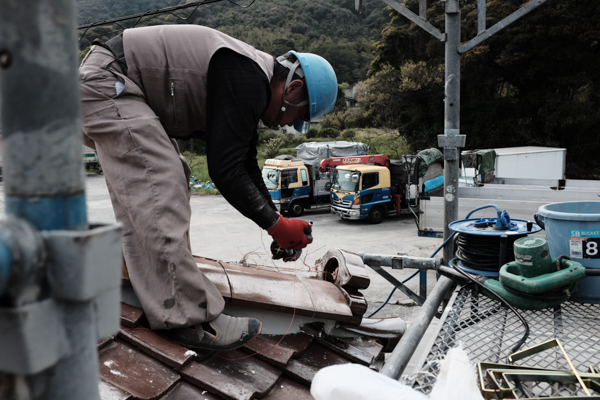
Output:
[536,201,600,304]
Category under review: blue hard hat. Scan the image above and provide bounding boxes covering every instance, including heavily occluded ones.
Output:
[288,51,338,133]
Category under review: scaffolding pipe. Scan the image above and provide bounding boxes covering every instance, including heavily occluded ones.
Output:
[360,252,442,271]
[0,0,87,231]
[379,275,455,379]
[441,0,462,265]
[0,1,110,399]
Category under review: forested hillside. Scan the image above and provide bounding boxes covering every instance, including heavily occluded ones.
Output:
[76,0,388,84]
[357,0,600,178]
[76,0,600,178]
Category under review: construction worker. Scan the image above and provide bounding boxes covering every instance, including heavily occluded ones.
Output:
[79,25,337,351]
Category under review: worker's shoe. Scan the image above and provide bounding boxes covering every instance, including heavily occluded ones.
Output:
[164,314,262,351]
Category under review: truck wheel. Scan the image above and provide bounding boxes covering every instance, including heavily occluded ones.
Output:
[288,202,304,217]
[368,205,385,224]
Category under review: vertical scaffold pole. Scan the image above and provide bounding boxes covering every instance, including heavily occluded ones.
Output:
[440,0,464,264]
[0,1,106,399]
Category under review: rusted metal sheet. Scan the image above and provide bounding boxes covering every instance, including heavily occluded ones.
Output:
[262,376,314,400]
[284,342,352,386]
[301,278,355,322]
[262,334,314,357]
[120,302,145,328]
[241,335,296,370]
[118,328,197,369]
[317,249,370,290]
[195,254,364,323]
[316,335,383,366]
[339,317,406,352]
[193,256,232,301]
[98,380,131,400]
[161,381,221,400]
[223,263,316,317]
[98,339,180,400]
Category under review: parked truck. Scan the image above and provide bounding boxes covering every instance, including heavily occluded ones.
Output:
[328,154,419,224]
[83,145,102,173]
[417,146,591,237]
[261,141,369,216]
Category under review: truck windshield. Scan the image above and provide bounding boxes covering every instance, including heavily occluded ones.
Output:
[262,168,280,190]
[331,169,359,192]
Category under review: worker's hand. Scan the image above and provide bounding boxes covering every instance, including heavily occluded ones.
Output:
[268,217,313,250]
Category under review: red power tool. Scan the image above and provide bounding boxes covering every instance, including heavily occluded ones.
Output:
[270,221,313,262]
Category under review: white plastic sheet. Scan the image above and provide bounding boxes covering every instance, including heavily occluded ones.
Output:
[311,346,484,400]
[429,346,484,400]
[311,364,428,400]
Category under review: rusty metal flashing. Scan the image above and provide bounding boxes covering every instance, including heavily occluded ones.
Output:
[195,250,369,323]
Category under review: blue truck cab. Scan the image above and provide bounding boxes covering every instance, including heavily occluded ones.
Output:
[330,164,393,224]
[262,157,331,217]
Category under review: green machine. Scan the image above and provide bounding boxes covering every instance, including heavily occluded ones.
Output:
[447,204,599,310]
[484,237,586,310]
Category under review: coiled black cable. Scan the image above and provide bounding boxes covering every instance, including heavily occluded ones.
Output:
[450,259,530,359]
[455,233,527,271]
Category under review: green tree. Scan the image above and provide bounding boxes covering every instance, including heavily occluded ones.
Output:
[76,0,389,85]
[360,0,600,178]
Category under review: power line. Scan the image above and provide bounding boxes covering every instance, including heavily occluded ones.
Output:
[77,0,256,41]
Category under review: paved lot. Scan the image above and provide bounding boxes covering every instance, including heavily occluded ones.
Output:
[83,174,444,321]
[0,174,446,374]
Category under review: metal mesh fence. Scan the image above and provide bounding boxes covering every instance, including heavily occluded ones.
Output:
[411,286,600,397]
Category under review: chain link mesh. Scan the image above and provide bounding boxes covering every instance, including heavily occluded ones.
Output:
[410,286,600,397]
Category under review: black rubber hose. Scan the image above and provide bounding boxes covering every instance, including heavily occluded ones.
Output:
[451,259,530,359]
[455,233,527,271]
[500,281,576,301]
[556,255,600,276]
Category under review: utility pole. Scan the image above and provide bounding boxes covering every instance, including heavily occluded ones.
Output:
[354,0,551,378]
[358,0,549,265]
[0,1,122,399]
[439,0,465,264]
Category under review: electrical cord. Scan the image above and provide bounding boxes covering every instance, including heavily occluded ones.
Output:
[500,281,575,301]
[585,268,600,276]
[366,270,419,318]
[77,0,257,41]
[368,233,455,317]
[450,259,530,358]
[455,233,526,271]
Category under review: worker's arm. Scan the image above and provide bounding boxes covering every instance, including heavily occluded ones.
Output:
[244,133,278,213]
[205,49,279,230]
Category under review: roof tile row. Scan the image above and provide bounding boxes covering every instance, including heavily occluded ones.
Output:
[99,301,394,400]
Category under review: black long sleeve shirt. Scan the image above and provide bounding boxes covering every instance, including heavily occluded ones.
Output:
[205,49,279,229]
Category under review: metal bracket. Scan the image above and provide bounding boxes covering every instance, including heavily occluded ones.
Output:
[0,223,123,375]
[438,133,466,148]
[44,223,123,341]
[459,0,549,53]
[44,223,122,302]
[0,298,68,374]
[365,264,426,306]
[381,0,445,42]
[439,134,466,161]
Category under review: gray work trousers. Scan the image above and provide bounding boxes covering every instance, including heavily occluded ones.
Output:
[79,46,225,334]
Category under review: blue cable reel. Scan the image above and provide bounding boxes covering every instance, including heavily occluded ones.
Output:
[448,205,542,277]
